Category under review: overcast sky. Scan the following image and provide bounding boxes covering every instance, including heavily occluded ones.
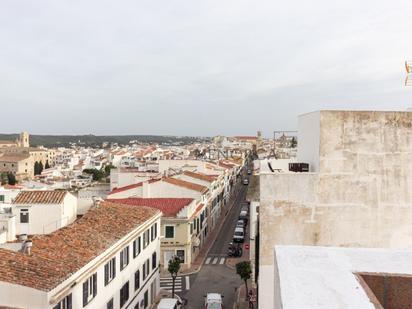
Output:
[0,0,411,137]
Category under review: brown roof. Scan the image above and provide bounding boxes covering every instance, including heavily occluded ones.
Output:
[13,191,68,204]
[164,177,208,193]
[0,153,30,162]
[183,171,216,183]
[0,201,160,291]
[108,198,194,217]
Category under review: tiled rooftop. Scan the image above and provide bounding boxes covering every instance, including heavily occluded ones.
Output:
[13,190,68,205]
[0,201,159,291]
[107,198,194,217]
[164,177,208,193]
[108,178,160,195]
[183,171,216,182]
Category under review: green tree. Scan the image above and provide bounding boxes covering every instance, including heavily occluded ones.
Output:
[38,161,44,174]
[34,161,40,175]
[290,137,297,148]
[83,168,105,181]
[0,173,8,185]
[45,160,50,169]
[104,164,115,177]
[168,256,182,298]
[236,261,252,299]
[7,173,16,185]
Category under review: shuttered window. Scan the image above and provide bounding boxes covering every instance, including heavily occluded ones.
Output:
[134,269,140,291]
[133,236,141,258]
[104,257,116,286]
[82,273,97,307]
[120,246,129,270]
[120,281,129,308]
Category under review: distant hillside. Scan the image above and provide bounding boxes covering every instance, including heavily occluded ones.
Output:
[0,134,210,148]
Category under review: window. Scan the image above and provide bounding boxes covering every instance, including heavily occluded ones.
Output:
[143,229,150,248]
[154,223,158,239]
[165,226,174,239]
[82,273,97,307]
[151,225,155,241]
[134,304,140,309]
[20,209,29,223]
[176,250,185,263]
[143,259,150,280]
[0,195,4,202]
[133,236,141,258]
[53,294,72,309]
[134,269,140,291]
[120,281,129,308]
[190,223,193,234]
[152,252,157,270]
[107,298,113,309]
[104,257,116,286]
[120,246,129,270]
[144,290,149,309]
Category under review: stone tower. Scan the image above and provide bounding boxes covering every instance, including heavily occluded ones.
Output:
[19,132,29,148]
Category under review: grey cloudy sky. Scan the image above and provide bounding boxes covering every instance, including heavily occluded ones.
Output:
[1,0,411,137]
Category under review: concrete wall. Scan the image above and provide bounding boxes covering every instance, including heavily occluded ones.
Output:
[297,111,320,172]
[259,111,412,309]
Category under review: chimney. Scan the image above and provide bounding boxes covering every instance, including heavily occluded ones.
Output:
[24,240,32,255]
[142,181,150,198]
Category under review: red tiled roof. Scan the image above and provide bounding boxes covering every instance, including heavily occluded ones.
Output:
[233,136,257,140]
[13,191,68,204]
[0,201,159,291]
[164,177,208,193]
[183,171,216,182]
[108,178,159,195]
[107,198,194,217]
[218,161,235,169]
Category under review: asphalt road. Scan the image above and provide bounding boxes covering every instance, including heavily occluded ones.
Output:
[182,175,249,309]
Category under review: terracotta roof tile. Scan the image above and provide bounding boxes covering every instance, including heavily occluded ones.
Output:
[108,178,160,195]
[107,198,193,217]
[13,191,68,204]
[0,201,159,291]
[183,171,216,182]
[164,177,208,193]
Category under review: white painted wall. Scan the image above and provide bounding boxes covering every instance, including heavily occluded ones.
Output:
[297,111,320,172]
[0,216,161,309]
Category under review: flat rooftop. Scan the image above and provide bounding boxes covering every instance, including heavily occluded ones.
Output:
[274,246,412,309]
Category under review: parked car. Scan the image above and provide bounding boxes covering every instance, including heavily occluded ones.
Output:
[243,178,249,185]
[158,298,182,309]
[233,227,245,243]
[205,293,224,309]
[236,219,245,229]
[239,210,248,226]
[247,169,252,175]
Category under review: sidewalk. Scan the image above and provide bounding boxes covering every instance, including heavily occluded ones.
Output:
[161,182,243,277]
[233,283,257,309]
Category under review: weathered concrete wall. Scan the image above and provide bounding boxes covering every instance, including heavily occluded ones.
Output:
[259,111,412,309]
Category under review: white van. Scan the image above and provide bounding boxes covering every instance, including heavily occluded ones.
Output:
[157,298,181,309]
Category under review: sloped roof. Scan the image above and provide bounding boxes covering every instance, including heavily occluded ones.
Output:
[108,198,194,217]
[183,171,216,182]
[108,178,160,195]
[164,177,208,193]
[13,191,68,204]
[0,201,159,291]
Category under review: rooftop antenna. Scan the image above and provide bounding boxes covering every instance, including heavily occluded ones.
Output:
[405,61,412,86]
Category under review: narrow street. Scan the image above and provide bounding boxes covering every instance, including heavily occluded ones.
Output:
[181,173,250,309]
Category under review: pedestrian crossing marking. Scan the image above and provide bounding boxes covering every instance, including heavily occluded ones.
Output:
[204,256,227,265]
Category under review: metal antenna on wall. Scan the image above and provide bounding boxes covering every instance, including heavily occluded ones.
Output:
[405,61,412,86]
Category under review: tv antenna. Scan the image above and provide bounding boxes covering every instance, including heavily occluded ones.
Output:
[405,61,412,86]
